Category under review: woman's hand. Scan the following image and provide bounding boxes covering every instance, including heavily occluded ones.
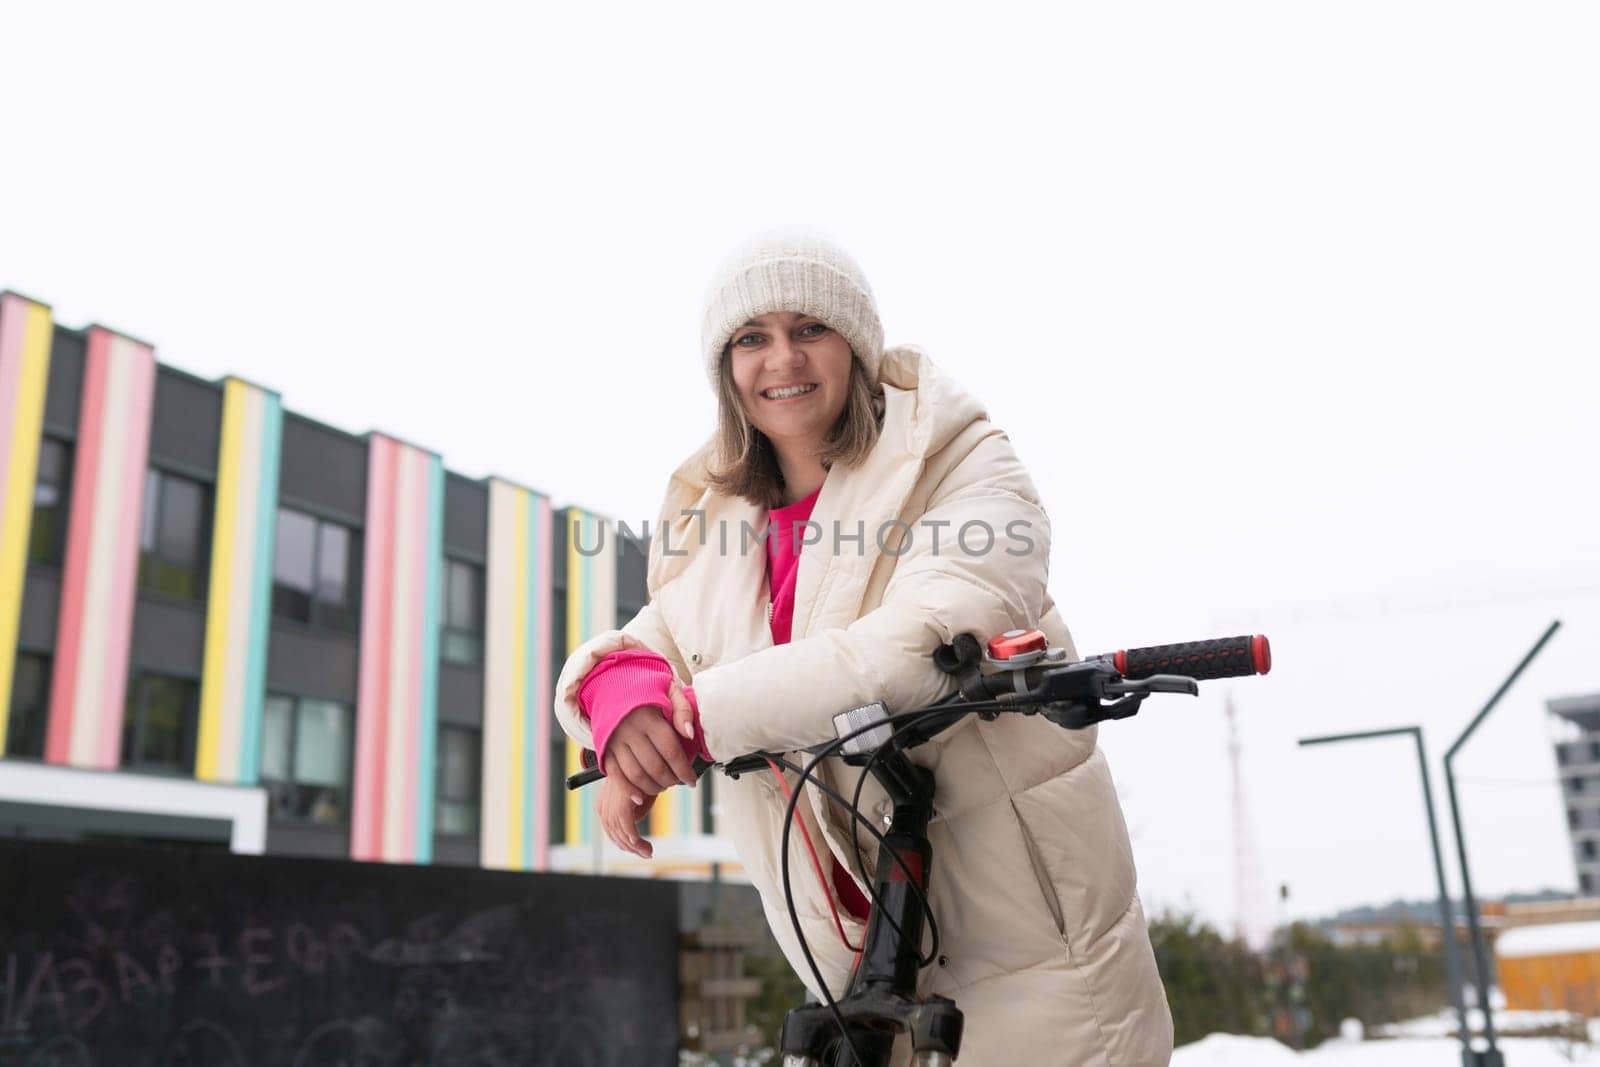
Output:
[598,776,656,859]
[600,686,700,799]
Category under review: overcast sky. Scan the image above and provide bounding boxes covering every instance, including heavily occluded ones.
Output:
[4,1,1597,932]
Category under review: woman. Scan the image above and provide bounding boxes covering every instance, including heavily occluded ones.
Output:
[553,229,1172,1065]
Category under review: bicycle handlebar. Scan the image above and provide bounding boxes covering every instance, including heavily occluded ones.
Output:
[565,633,1271,790]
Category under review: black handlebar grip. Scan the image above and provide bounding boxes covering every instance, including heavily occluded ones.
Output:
[1113,635,1271,681]
[566,755,716,791]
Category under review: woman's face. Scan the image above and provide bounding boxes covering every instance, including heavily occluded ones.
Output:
[727,311,854,451]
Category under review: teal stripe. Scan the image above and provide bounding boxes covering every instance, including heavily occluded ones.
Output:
[238,394,282,785]
[415,456,446,862]
[521,492,540,868]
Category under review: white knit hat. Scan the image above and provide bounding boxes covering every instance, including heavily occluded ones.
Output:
[699,226,884,392]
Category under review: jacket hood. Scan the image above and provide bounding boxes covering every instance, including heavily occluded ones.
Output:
[645,345,987,593]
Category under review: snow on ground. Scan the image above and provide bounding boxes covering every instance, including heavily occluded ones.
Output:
[1379,1007,1584,1039]
[1173,1035,1598,1066]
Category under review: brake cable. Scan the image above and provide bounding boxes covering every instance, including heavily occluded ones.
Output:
[772,698,1011,1061]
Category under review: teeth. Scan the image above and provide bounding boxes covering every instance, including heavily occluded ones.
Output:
[765,384,817,399]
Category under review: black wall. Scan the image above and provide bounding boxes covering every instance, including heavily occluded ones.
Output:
[0,839,681,1066]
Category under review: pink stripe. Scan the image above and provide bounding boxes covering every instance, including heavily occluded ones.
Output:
[352,436,397,859]
[0,296,28,461]
[46,330,112,764]
[396,448,425,857]
[532,496,553,869]
[97,341,155,768]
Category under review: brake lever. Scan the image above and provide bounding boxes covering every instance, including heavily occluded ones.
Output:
[1103,673,1200,698]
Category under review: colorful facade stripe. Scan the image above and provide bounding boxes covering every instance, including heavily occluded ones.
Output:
[195,379,283,785]
[0,293,55,750]
[481,479,554,871]
[563,508,617,847]
[44,327,157,769]
[350,435,445,863]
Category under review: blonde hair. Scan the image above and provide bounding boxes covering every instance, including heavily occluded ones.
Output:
[705,349,882,508]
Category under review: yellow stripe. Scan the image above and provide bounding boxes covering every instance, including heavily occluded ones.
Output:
[650,790,676,836]
[564,510,585,845]
[507,492,529,868]
[0,302,53,753]
[196,380,245,780]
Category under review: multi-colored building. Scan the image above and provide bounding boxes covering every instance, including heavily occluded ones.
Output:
[0,290,723,873]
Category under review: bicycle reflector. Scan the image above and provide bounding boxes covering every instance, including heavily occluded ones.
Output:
[833,701,894,759]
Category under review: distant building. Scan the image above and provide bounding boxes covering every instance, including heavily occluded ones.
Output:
[0,290,726,874]
[1497,920,1600,1014]
[1549,694,1600,894]
[1322,899,1506,952]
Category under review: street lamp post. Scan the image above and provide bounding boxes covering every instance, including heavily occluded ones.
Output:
[1299,726,1474,1067]
[1441,618,1563,1067]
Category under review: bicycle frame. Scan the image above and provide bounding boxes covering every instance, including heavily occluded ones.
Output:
[778,747,962,1067]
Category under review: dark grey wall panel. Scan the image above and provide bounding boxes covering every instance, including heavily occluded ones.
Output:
[264,822,349,859]
[617,528,648,613]
[444,473,487,559]
[265,624,360,703]
[148,369,221,476]
[43,327,84,435]
[433,836,479,867]
[278,414,367,522]
[437,662,482,726]
[551,508,568,590]
[128,596,206,676]
[18,570,61,650]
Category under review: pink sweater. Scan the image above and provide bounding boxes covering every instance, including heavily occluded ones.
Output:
[578,486,872,919]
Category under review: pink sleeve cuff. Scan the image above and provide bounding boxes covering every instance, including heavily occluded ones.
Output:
[579,650,675,769]
[579,651,711,769]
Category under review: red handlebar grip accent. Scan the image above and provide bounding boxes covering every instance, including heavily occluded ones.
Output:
[1253,635,1272,676]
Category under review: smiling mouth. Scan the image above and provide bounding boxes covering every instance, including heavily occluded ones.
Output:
[762,384,818,400]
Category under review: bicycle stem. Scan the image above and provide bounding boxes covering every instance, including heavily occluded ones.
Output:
[779,746,964,1065]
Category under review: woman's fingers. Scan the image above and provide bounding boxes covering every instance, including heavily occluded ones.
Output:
[610,706,697,789]
[599,782,653,858]
[628,795,656,858]
[629,732,682,793]
[606,748,649,805]
[669,682,697,744]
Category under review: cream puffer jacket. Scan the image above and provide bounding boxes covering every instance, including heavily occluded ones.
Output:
[555,347,1173,1066]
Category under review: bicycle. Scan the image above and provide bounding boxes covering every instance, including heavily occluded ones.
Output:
[568,629,1272,1066]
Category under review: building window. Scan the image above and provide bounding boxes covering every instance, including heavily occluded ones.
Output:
[122,672,200,774]
[29,437,72,566]
[1590,741,1600,762]
[138,469,213,600]
[1584,872,1595,896]
[436,725,480,835]
[272,508,359,631]
[259,695,353,823]
[1572,776,1588,795]
[5,652,51,759]
[441,559,485,665]
[1585,840,1598,861]
[1559,746,1571,766]
[1573,809,1585,830]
